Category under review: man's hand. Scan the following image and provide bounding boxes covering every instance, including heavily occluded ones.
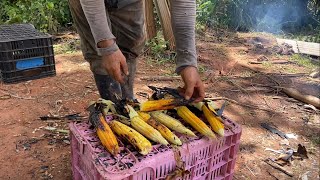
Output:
[99,40,129,84]
[179,66,205,102]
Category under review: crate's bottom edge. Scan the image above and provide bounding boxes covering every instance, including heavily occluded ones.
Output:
[2,71,56,84]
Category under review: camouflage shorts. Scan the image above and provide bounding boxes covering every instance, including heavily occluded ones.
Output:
[68,0,146,75]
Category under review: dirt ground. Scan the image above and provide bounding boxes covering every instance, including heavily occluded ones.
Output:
[0,31,319,180]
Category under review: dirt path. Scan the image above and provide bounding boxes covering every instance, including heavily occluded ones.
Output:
[0,32,319,180]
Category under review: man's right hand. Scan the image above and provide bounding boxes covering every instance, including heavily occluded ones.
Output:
[98,40,129,84]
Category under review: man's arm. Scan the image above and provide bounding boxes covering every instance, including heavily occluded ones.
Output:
[171,0,197,72]
[79,0,128,83]
[80,0,118,54]
[170,0,205,102]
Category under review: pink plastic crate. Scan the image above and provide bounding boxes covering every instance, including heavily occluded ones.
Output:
[70,117,241,180]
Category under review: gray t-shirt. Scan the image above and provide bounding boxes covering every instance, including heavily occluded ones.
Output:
[80,0,197,73]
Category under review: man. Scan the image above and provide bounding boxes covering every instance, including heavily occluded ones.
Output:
[68,0,204,102]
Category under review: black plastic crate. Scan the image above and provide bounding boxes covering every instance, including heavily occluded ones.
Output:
[0,24,56,83]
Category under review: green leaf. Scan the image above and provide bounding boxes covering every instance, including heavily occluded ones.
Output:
[47,2,54,10]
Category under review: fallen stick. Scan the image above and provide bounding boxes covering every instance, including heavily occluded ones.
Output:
[204,97,273,112]
[241,64,320,108]
[282,88,320,109]
[140,76,181,81]
[0,89,35,100]
[249,61,291,64]
[264,159,293,177]
[267,170,280,180]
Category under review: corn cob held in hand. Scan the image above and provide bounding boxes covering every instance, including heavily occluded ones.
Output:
[138,112,182,146]
[127,105,169,145]
[150,111,196,137]
[109,120,152,155]
[177,106,216,138]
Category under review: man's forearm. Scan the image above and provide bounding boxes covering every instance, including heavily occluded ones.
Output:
[170,0,197,73]
[80,0,119,55]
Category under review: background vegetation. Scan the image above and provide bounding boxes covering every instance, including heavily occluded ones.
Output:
[196,0,320,42]
[0,0,319,42]
[0,0,71,32]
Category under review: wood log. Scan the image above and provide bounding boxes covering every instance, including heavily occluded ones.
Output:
[145,0,157,40]
[264,159,294,177]
[249,61,291,64]
[282,87,320,109]
[154,0,175,50]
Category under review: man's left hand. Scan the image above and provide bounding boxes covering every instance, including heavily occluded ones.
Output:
[179,66,205,102]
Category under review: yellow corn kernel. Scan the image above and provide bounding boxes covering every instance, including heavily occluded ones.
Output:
[202,105,224,136]
[137,111,151,121]
[109,120,152,155]
[177,106,216,138]
[128,105,168,145]
[139,111,182,145]
[96,114,120,155]
[140,99,183,112]
[150,111,196,137]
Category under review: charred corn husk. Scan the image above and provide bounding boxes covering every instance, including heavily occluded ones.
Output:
[150,111,196,137]
[109,121,152,155]
[139,99,188,112]
[207,101,219,112]
[127,105,169,145]
[202,105,224,136]
[96,114,120,155]
[177,106,216,138]
[138,112,182,145]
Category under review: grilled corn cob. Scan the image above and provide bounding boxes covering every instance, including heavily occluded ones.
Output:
[138,112,182,145]
[137,111,151,121]
[96,113,120,155]
[202,105,224,136]
[192,102,224,136]
[150,111,196,137]
[177,106,216,138]
[139,99,188,112]
[127,105,169,145]
[109,120,152,155]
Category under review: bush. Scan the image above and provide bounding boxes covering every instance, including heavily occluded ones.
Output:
[0,0,71,33]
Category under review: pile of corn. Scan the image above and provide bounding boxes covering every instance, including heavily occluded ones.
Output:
[89,99,225,156]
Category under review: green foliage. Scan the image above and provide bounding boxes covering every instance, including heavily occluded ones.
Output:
[290,54,319,70]
[261,61,273,68]
[198,64,207,74]
[282,25,320,43]
[196,0,230,29]
[145,32,176,65]
[0,0,71,33]
[53,39,81,54]
[196,0,320,40]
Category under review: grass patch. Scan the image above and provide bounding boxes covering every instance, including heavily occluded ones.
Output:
[290,54,319,70]
[310,135,320,146]
[198,64,207,74]
[279,65,299,73]
[237,49,248,55]
[240,70,255,77]
[54,39,81,54]
[282,66,298,73]
[261,61,273,68]
[145,32,176,65]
